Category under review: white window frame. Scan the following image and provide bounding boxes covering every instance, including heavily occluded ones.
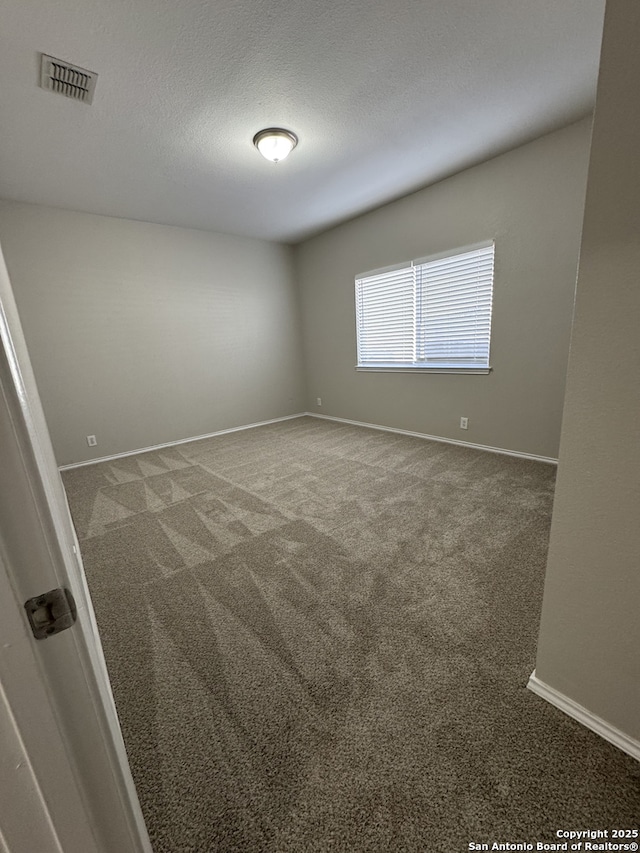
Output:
[355,240,495,374]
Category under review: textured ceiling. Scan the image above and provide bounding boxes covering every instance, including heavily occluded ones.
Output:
[0,0,605,243]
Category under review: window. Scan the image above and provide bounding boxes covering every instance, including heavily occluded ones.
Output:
[355,241,495,373]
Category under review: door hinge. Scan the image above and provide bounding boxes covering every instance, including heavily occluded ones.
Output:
[24,588,77,640]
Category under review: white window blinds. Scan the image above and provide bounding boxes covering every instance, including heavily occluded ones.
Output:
[355,242,494,371]
[355,265,416,365]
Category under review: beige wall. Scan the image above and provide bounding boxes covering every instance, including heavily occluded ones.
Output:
[295,119,592,459]
[0,202,305,465]
[535,0,640,741]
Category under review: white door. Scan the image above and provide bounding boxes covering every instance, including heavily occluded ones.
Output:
[0,242,152,853]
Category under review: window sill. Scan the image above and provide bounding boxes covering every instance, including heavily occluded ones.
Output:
[355,366,492,375]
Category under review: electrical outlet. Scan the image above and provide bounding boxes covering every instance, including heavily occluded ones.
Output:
[460,417,468,430]
[317,397,322,406]
[86,435,97,447]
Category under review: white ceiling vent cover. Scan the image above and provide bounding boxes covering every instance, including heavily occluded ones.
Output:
[40,54,98,104]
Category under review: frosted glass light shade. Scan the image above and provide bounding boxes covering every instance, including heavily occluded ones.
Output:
[253,128,298,163]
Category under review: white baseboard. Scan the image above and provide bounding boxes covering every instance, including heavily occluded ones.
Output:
[60,410,558,471]
[304,413,558,465]
[527,670,640,761]
[58,413,307,470]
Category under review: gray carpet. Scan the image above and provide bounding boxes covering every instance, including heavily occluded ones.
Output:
[61,416,639,852]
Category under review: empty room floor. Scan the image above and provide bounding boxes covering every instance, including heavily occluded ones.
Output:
[61,417,640,852]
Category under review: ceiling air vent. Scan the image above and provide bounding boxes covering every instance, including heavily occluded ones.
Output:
[40,54,98,105]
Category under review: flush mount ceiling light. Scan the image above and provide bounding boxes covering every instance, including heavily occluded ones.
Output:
[253,128,298,163]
